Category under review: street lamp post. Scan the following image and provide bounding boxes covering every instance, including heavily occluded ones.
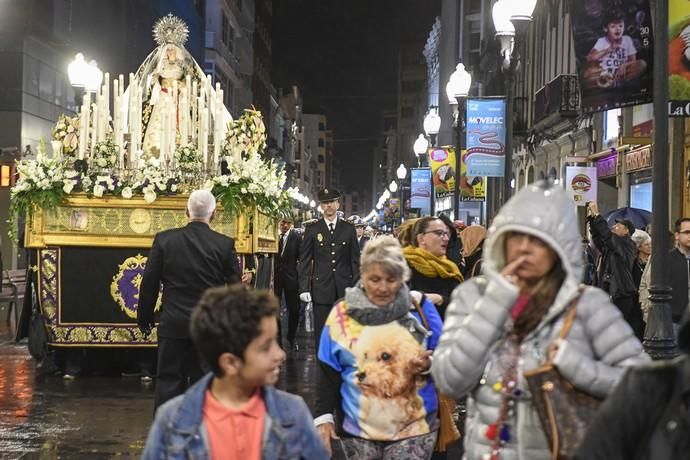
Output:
[389,180,399,227]
[446,63,472,221]
[397,163,407,221]
[644,0,677,359]
[68,53,103,107]
[413,134,429,167]
[423,108,441,147]
[492,0,535,206]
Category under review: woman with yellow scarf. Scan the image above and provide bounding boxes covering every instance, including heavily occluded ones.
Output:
[403,216,463,319]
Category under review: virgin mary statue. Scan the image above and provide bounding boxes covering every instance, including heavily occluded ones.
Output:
[125,14,231,160]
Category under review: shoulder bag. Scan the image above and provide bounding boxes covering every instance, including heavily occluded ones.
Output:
[523,293,602,460]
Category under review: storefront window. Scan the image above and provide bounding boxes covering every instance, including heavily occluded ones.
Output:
[604,108,621,146]
[630,182,652,211]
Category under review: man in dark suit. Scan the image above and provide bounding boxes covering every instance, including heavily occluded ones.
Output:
[275,216,301,351]
[138,190,241,409]
[299,188,360,347]
[354,219,369,252]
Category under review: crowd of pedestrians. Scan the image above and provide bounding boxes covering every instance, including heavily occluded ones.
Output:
[137,182,689,459]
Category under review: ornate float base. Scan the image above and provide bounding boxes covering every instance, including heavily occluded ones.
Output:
[27,195,278,347]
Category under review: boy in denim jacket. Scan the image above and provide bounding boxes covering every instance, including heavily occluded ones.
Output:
[142,285,328,459]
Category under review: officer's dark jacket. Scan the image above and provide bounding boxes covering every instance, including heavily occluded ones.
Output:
[298,219,360,305]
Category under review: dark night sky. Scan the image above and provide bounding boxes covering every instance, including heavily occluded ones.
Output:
[272,0,441,194]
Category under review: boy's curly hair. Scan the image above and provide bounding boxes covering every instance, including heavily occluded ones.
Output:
[190,284,279,376]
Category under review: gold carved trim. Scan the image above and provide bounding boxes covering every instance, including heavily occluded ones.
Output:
[252,207,279,253]
[25,193,254,251]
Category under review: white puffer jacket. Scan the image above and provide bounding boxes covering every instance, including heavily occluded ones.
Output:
[431,182,649,460]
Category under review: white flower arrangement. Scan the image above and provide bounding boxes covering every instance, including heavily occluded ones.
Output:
[92,139,119,172]
[174,144,203,175]
[223,108,267,158]
[204,152,291,217]
[51,114,80,155]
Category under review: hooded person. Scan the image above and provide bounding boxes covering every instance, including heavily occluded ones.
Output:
[431,181,648,460]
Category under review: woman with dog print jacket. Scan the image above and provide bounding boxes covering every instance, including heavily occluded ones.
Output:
[314,236,443,459]
[431,181,649,460]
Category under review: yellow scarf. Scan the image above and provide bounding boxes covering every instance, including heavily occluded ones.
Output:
[403,246,463,282]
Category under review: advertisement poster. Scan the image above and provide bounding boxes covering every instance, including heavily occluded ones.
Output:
[428,147,457,194]
[459,149,486,201]
[670,0,690,116]
[465,99,506,177]
[565,166,597,206]
[410,168,432,216]
[568,0,653,113]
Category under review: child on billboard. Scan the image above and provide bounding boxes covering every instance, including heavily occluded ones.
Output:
[584,9,646,89]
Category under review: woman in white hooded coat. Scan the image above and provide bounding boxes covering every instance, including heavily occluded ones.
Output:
[431,181,648,460]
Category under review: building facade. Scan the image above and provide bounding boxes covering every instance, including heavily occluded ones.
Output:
[204,0,255,116]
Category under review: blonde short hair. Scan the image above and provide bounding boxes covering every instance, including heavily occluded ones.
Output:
[360,235,410,282]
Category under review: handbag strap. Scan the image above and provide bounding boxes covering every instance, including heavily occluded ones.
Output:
[548,286,584,361]
[411,296,429,330]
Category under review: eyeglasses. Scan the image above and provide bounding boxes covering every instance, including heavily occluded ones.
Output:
[424,229,450,239]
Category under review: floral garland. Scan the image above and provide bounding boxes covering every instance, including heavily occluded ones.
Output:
[51,114,80,155]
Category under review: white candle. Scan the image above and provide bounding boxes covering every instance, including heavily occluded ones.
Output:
[114,78,122,166]
[135,85,143,156]
[201,107,208,170]
[103,73,110,141]
[180,90,188,145]
[185,74,191,143]
[160,101,168,166]
[91,102,98,157]
[192,81,198,142]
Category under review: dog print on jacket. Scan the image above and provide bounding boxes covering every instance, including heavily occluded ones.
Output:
[318,300,441,441]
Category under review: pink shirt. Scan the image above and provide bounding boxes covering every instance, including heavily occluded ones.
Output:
[203,389,266,460]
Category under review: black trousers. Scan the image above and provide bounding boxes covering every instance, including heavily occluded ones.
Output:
[313,302,334,350]
[614,295,645,341]
[155,337,204,410]
[278,284,301,344]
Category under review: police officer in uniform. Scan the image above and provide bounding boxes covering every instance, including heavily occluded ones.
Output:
[299,188,360,347]
[354,218,369,252]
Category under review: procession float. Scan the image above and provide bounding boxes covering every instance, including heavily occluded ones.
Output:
[10,15,291,348]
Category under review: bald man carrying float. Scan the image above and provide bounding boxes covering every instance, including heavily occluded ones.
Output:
[138,190,242,409]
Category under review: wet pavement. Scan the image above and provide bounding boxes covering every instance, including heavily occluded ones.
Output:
[0,304,459,459]
[0,303,318,459]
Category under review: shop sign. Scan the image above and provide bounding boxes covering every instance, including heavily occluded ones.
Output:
[596,154,617,178]
[625,146,651,172]
[565,166,597,206]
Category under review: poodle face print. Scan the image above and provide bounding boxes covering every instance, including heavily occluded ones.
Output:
[353,322,430,440]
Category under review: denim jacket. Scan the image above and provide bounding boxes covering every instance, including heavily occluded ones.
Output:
[142,373,329,460]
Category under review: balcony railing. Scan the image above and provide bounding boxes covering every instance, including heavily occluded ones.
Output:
[533,74,580,126]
